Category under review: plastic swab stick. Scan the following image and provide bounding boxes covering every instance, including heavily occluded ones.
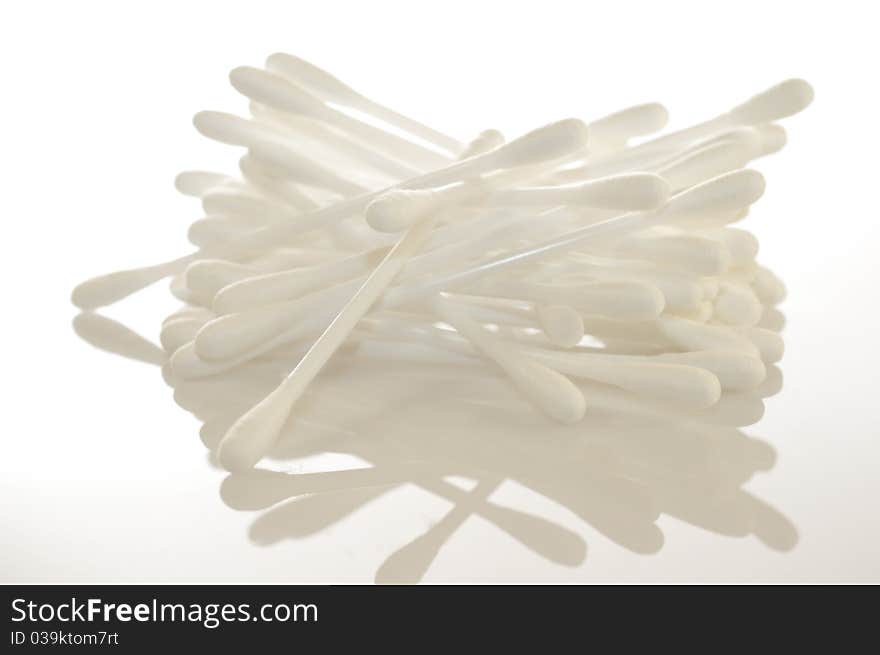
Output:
[174,171,235,197]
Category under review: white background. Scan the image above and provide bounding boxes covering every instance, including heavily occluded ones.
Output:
[1,0,878,583]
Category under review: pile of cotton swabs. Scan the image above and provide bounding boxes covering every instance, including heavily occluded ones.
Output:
[71,54,812,471]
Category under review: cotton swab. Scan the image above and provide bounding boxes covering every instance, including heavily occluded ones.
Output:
[457,129,505,159]
[73,313,167,366]
[652,139,755,191]
[236,156,323,213]
[377,170,766,309]
[265,52,465,156]
[752,265,787,305]
[212,246,389,314]
[248,103,424,179]
[200,186,302,224]
[193,110,287,150]
[712,281,763,327]
[216,119,596,468]
[474,278,666,321]
[432,295,587,424]
[174,171,235,197]
[585,103,669,149]
[560,79,811,183]
[214,188,469,470]
[612,230,733,276]
[230,66,451,170]
[374,311,762,392]
[372,171,669,233]
[247,139,371,197]
[600,79,812,164]
[161,315,211,354]
[525,344,762,393]
[704,227,759,267]
[543,256,707,314]
[70,118,588,309]
[520,347,722,408]
[190,170,762,366]
[357,311,756,395]
[732,326,784,364]
[563,313,760,357]
[207,170,670,313]
[443,294,585,348]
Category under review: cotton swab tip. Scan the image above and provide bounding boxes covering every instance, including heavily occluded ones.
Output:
[217,388,292,471]
[265,52,356,103]
[71,265,174,310]
[756,124,787,155]
[365,189,441,233]
[728,78,814,125]
[664,169,765,222]
[585,173,671,210]
[589,103,669,141]
[489,118,589,169]
[229,66,323,117]
[458,129,505,159]
[535,305,585,348]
